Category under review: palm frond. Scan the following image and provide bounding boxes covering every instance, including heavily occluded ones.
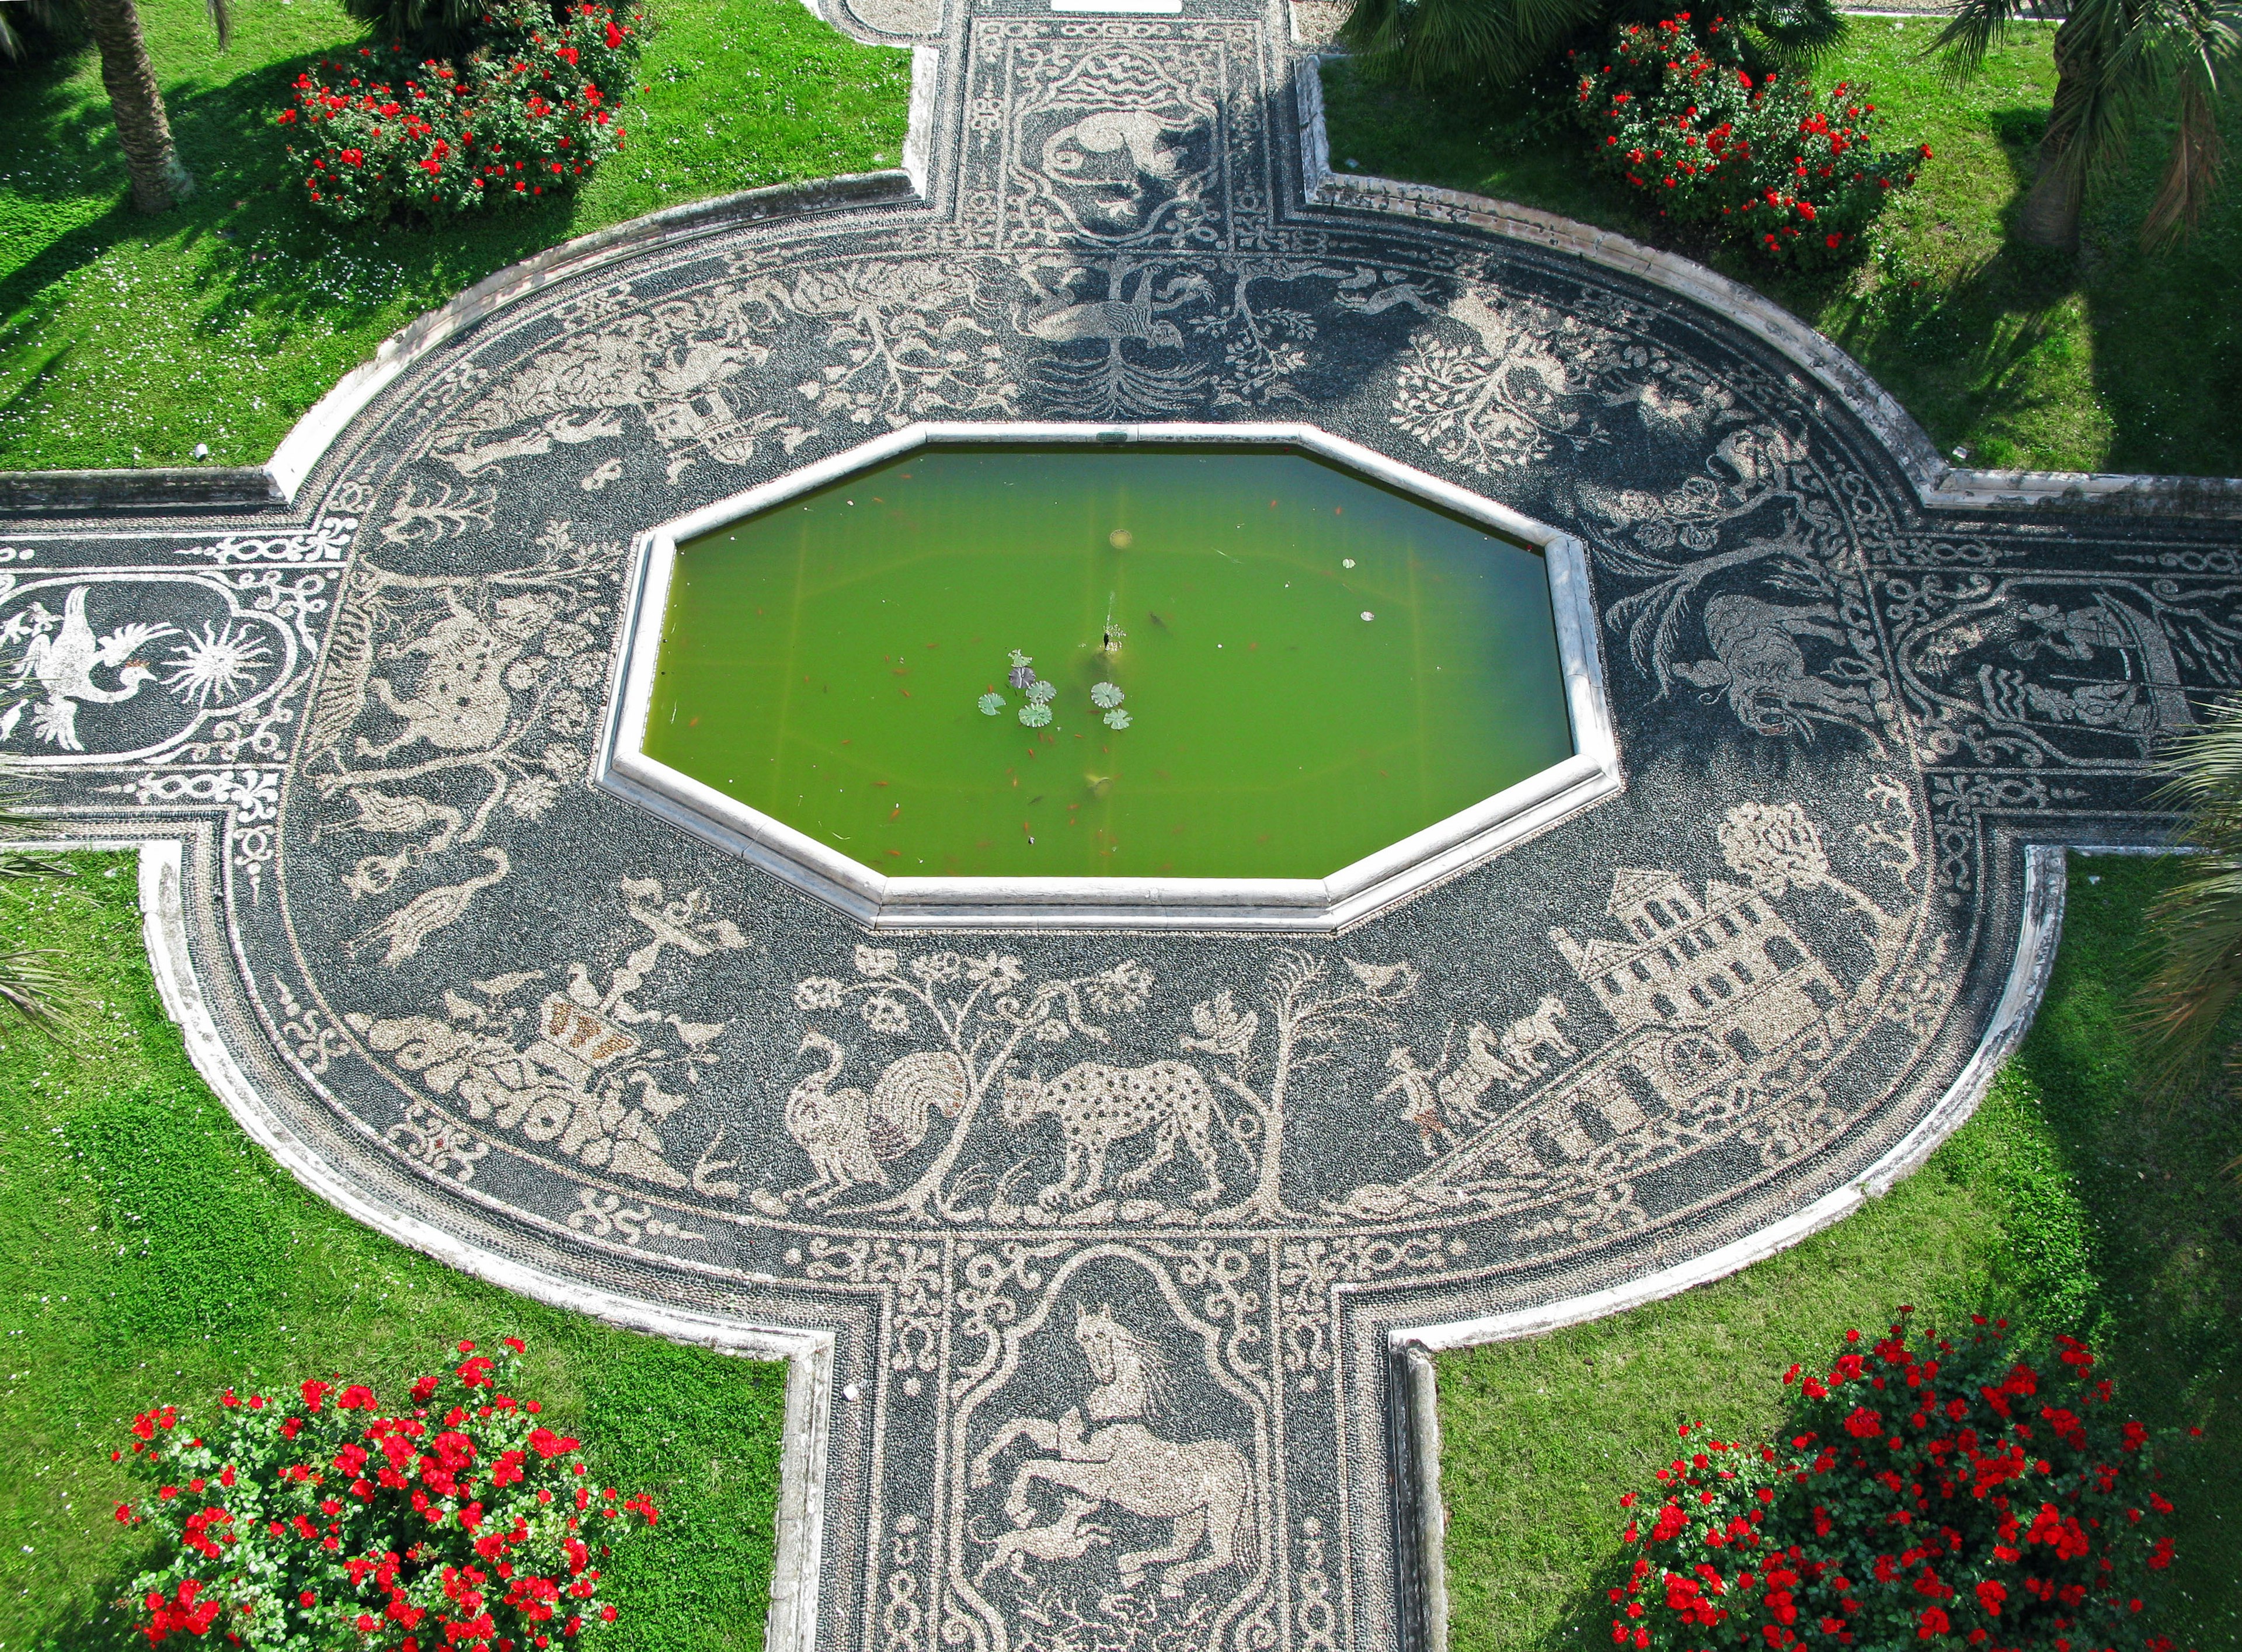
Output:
[1340,0,1600,87]
[1931,0,2058,81]
[2041,5,2150,189]
[2133,859,2242,1095]
[0,947,78,1040]
[2134,0,2237,242]
[2133,696,2242,1097]
[2144,693,2242,848]
[2144,76,2228,241]
[0,849,72,879]
[0,767,71,881]
[1749,0,1849,64]
[0,0,65,59]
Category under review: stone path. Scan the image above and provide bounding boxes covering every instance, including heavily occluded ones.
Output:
[3,2,2237,1648]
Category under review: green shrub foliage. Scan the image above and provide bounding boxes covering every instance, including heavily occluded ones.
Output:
[340,0,492,59]
[279,0,642,224]
[114,1338,659,1649]
[1609,1310,2190,1652]
[1338,0,1844,92]
[1571,12,1925,269]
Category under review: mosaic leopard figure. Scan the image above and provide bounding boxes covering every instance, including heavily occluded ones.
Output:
[1000,1059,1224,1210]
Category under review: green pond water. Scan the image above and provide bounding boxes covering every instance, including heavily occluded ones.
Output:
[645,447,1574,881]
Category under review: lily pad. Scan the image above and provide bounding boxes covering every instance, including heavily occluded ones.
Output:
[1008,664,1038,690]
[1019,702,1053,729]
[1102,708,1132,730]
[1091,681,1125,709]
[977,692,1007,716]
[1025,679,1057,705]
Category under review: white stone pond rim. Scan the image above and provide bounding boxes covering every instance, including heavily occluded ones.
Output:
[591,420,1625,932]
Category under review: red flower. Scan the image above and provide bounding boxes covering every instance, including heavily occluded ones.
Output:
[145,1579,222,1640]
[1917,1606,1948,1639]
[529,1428,582,1460]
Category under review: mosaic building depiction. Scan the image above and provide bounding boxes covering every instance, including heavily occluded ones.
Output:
[5,0,2241,1650]
[1558,867,1843,1109]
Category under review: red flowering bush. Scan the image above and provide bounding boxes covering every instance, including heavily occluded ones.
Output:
[1608,1311,2192,1652]
[279,0,642,224]
[1570,13,1926,270]
[113,1337,658,1649]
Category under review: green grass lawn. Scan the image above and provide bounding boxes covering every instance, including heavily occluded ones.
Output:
[1321,20,2242,476]
[0,0,912,471]
[0,853,789,1651]
[1436,852,2242,1651]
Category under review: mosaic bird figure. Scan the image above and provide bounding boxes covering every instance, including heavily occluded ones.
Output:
[14,585,174,751]
[346,848,510,967]
[780,1031,967,1207]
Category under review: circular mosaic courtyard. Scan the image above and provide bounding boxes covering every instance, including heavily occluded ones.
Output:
[5,0,2240,1648]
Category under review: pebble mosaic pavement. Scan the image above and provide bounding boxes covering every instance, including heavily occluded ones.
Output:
[5,0,2240,1646]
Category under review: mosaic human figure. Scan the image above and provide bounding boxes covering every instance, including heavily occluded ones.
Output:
[1380,1046,1454,1156]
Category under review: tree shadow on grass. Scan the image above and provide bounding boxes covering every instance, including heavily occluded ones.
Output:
[24,1556,155,1652]
[1795,99,2098,463]
[2069,87,2242,476]
[0,86,124,214]
[0,29,586,377]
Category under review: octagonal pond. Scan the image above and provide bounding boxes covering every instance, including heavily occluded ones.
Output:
[639,445,1575,881]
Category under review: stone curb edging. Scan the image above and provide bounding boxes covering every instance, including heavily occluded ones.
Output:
[1388,1341,1449,1652]
[11,836,836,1652]
[1293,55,2242,520]
[12,834,2140,1652]
[0,164,924,518]
[1381,840,2155,1650]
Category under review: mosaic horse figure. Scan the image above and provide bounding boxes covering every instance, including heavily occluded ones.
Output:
[970,1305,1254,1598]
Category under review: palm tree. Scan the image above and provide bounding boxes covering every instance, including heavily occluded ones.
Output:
[2133,695,2242,1100]
[1338,0,1846,92]
[1934,0,2240,253]
[0,769,79,1038]
[1341,0,1600,89]
[0,0,230,214]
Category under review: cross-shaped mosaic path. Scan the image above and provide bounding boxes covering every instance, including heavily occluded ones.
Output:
[5,2,2240,1647]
